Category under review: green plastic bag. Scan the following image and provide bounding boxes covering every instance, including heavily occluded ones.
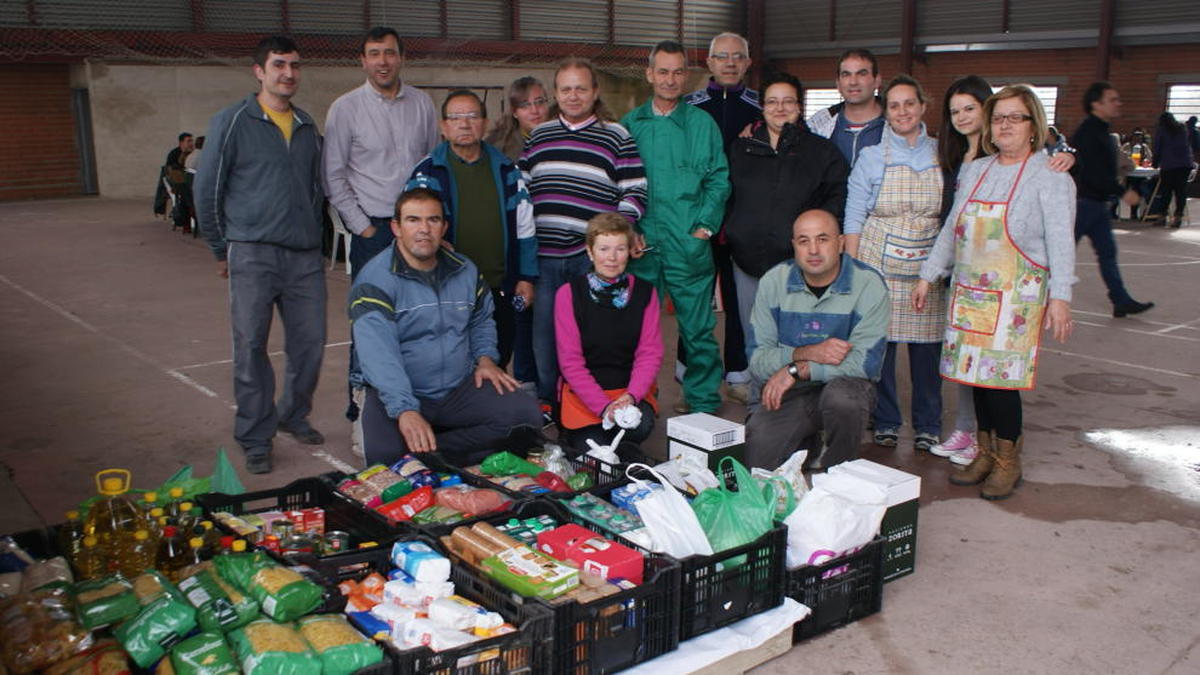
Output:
[178,567,259,633]
[74,574,141,629]
[215,552,322,623]
[690,457,777,568]
[297,614,385,675]
[115,571,198,667]
[171,631,240,675]
[229,619,322,675]
[480,451,544,477]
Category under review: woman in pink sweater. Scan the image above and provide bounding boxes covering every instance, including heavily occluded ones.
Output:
[554,212,663,459]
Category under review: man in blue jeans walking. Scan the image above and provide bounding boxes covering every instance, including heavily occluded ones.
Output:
[1070,82,1154,318]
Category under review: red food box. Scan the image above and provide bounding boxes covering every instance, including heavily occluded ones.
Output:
[537,524,643,584]
[302,506,326,535]
[376,485,434,522]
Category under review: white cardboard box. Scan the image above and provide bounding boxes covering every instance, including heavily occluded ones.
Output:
[666,413,744,451]
[829,459,920,506]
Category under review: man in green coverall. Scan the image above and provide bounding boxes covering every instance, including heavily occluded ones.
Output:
[622,40,730,413]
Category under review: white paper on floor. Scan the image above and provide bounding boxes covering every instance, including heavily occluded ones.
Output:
[620,597,811,674]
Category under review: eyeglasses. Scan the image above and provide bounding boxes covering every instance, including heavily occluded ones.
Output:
[764,98,799,109]
[445,111,481,121]
[710,52,748,62]
[516,97,548,109]
[991,113,1032,125]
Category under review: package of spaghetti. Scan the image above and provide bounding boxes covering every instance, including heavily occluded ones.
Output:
[215,552,322,622]
[228,619,321,675]
[115,572,198,667]
[169,631,239,675]
[297,614,384,675]
[178,566,258,634]
[74,575,140,630]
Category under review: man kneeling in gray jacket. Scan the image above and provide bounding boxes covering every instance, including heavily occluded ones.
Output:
[349,187,542,467]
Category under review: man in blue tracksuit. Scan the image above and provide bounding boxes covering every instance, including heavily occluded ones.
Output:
[349,188,542,467]
[195,36,325,474]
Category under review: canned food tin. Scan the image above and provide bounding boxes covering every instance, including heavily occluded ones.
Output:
[324,530,351,554]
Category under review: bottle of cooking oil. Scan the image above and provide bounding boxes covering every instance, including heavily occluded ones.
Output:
[155,525,189,582]
[140,491,159,521]
[188,536,214,564]
[148,508,165,536]
[57,510,85,569]
[198,520,223,553]
[76,535,106,580]
[84,470,146,566]
[118,529,156,579]
[163,487,186,523]
[175,501,196,531]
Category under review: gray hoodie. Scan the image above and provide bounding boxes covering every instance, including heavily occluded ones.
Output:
[194,93,324,261]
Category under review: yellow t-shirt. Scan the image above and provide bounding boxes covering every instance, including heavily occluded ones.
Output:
[263,105,295,143]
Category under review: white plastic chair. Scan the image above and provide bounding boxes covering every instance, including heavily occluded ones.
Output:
[327,203,352,275]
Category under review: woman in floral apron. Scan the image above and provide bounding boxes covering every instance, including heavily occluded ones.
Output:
[845,75,944,452]
[914,85,1077,500]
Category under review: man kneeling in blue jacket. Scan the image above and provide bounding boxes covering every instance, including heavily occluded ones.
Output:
[350,187,542,466]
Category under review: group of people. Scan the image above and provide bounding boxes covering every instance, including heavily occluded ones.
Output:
[154,132,203,232]
[191,28,1174,502]
[1121,115,1198,227]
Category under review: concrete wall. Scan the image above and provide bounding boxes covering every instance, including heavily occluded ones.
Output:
[84,60,706,199]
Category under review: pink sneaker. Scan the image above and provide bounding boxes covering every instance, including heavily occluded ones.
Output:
[929,430,974,458]
[949,443,979,466]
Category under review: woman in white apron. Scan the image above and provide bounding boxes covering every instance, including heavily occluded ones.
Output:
[914,85,1077,500]
[844,75,944,452]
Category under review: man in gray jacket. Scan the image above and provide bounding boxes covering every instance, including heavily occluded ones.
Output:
[195,35,326,474]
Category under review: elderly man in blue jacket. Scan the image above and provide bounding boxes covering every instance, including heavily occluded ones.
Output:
[195,36,326,474]
[349,188,542,467]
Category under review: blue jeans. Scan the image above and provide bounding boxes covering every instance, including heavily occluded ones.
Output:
[1074,197,1134,306]
[512,307,537,383]
[533,252,592,401]
[873,341,942,436]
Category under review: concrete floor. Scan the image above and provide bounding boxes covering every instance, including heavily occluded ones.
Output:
[1,198,1198,673]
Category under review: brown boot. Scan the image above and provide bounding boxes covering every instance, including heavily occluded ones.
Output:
[949,430,994,486]
[981,436,1023,500]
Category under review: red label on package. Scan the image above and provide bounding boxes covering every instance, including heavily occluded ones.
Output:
[376,485,434,522]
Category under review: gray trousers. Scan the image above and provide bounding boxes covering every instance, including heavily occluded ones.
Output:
[732,262,762,407]
[744,377,875,470]
[361,377,543,468]
[228,242,326,452]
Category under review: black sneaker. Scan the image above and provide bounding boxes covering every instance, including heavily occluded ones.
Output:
[245,448,272,474]
[873,429,899,447]
[278,420,325,445]
[1113,300,1154,318]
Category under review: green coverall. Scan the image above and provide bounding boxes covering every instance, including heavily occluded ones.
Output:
[621,101,730,413]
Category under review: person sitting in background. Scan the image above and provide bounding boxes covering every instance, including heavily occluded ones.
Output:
[350,188,542,467]
[1151,112,1194,228]
[555,213,663,459]
[744,209,888,471]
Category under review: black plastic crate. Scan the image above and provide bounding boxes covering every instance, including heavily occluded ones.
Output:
[332,538,551,675]
[196,474,395,580]
[788,536,885,642]
[443,499,681,675]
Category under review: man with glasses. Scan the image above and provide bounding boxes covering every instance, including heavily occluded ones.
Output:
[686,31,761,404]
[405,90,537,370]
[623,40,730,414]
[807,49,885,166]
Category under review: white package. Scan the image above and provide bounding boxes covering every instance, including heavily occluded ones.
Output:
[428,595,504,632]
[783,471,886,569]
[397,618,479,651]
[383,578,455,609]
[370,603,419,630]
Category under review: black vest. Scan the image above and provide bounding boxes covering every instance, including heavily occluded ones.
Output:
[569,274,653,390]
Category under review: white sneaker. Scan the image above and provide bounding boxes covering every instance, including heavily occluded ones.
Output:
[929,430,975,458]
[949,444,979,466]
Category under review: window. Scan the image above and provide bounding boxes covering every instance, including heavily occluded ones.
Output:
[1166,84,1200,120]
[804,88,842,121]
[991,85,1059,127]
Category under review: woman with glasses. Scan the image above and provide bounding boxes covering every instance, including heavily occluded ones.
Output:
[722,71,848,407]
[844,74,943,453]
[486,76,549,162]
[914,85,1076,500]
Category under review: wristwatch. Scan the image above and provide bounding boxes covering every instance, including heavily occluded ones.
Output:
[787,362,802,381]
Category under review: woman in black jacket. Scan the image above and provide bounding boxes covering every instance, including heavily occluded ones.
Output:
[724,71,849,404]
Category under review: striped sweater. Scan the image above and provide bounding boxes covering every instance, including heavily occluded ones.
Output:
[519,116,647,257]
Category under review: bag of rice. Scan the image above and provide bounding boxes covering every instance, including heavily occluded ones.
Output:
[297,614,385,675]
[170,631,239,675]
[215,553,322,622]
[177,568,258,633]
[74,575,141,630]
[228,619,321,675]
[115,572,198,667]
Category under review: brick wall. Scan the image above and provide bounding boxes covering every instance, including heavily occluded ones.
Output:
[0,64,82,201]
[773,43,1200,140]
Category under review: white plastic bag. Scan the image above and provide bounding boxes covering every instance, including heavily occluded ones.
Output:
[624,463,713,558]
[783,471,886,569]
[751,449,809,519]
[649,455,719,495]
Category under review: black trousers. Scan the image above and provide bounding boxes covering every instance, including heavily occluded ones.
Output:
[972,387,1022,442]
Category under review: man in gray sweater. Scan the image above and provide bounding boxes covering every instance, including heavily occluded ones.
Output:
[195,35,326,474]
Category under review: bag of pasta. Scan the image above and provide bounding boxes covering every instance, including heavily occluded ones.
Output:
[296,614,384,675]
[215,552,321,622]
[0,589,94,674]
[74,575,141,630]
[169,631,239,675]
[229,619,321,675]
[177,566,258,633]
[115,571,198,668]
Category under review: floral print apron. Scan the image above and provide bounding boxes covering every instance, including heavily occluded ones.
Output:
[940,155,1046,390]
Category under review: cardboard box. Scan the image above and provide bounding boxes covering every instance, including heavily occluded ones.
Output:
[829,459,920,582]
[667,413,744,450]
[536,524,644,584]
